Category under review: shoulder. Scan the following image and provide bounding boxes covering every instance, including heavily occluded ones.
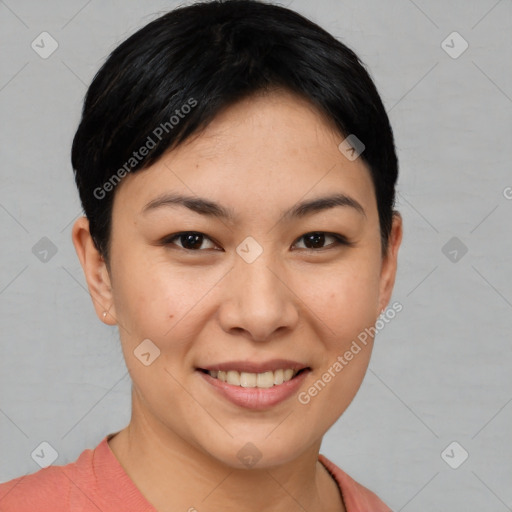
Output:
[0,443,96,512]
[318,454,393,512]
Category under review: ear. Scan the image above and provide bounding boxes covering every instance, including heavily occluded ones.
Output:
[377,211,403,315]
[71,216,117,325]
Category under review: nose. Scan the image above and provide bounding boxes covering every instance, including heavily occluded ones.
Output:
[217,250,299,342]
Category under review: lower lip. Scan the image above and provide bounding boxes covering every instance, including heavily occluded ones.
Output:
[197,369,311,410]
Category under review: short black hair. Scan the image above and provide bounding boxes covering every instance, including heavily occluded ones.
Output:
[71,0,399,263]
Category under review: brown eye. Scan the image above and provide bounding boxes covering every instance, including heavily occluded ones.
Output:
[164,232,217,251]
[294,232,350,250]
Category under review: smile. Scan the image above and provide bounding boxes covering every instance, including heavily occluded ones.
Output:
[196,367,312,410]
[199,368,309,388]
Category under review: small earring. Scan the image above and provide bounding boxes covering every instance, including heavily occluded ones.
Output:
[102,311,107,318]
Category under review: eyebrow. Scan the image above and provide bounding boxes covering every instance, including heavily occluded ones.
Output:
[141,192,366,222]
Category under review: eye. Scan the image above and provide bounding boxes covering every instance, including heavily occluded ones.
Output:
[161,230,353,252]
[293,232,352,251]
[163,231,219,251]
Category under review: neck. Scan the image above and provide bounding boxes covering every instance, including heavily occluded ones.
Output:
[107,389,345,512]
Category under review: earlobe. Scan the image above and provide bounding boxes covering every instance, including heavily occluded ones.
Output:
[377,211,403,315]
[71,216,117,325]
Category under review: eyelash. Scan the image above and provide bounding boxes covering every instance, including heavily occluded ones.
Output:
[161,231,354,252]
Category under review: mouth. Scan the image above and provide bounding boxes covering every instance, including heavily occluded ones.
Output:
[196,367,311,389]
[196,364,312,410]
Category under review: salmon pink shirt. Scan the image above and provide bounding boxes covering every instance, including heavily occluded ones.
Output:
[0,433,392,511]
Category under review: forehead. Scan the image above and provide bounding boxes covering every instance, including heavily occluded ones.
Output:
[182,89,342,159]
[113,89,377,223]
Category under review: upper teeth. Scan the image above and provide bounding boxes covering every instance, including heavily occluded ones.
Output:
[208,369,299,388]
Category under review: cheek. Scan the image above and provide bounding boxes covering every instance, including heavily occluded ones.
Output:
[297,256,381,341]
[296,262,379,423]
[111,256,221,348]
[112,253,168,313]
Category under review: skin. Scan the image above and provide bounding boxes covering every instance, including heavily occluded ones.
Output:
[72,88,402,512]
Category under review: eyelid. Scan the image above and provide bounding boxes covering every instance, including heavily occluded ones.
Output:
[161,231,221,251]
[291,232,354,251]
[161,231,353,252]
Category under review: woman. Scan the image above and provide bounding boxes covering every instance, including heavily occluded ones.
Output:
[0,0,402,510]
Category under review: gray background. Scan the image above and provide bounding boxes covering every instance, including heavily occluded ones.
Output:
[1,0,511,510]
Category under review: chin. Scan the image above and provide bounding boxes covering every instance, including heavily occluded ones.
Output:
[200,432,308,470]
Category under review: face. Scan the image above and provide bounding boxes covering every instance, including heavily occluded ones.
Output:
[75,89,401,469]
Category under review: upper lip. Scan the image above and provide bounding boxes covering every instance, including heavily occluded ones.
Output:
[198,359,310,373]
